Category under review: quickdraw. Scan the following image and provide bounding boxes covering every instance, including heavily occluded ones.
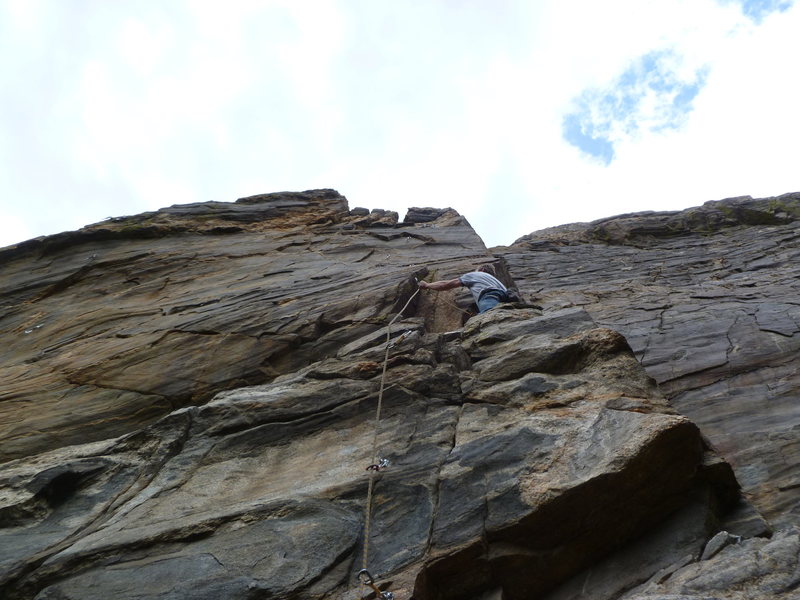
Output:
[365,458,390,472]
[358,282,421,600]
[358,569,395,600]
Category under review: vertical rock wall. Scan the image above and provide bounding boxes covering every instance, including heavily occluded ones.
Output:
[0,191,486,462]
[499,193,800,531]
[1,190,796,599]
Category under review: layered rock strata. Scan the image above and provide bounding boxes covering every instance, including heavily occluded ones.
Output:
[0,191,484,462]
[498,193,800,532]
[0,304,738,599]
[0,190,794,599]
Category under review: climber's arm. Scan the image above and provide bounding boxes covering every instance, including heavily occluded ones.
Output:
[419,278,462,291]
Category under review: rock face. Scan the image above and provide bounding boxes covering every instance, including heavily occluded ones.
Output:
[498,193,800,599]
[0,190,797,599]
[498,193,800,532]
[0,190,481,462]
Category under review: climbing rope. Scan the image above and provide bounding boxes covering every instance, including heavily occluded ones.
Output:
[435,293,475,318]
[359,285,421,600]
[357,278,503,597]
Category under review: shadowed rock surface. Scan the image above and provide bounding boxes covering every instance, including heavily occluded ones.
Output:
[498,193,800,531]
[1,190,797,599]
[498,192,800,599]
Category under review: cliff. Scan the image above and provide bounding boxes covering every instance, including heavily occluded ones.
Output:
[0,190,797,599]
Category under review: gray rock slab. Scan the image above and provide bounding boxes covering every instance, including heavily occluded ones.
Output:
[623,526,800,599]
[0,304,737,600]
[499,193,800,531]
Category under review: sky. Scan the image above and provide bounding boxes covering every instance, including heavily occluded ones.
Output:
[1,0,799,249]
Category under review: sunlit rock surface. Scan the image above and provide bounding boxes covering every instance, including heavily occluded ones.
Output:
[0,190,483,462]
[1,190,797,599]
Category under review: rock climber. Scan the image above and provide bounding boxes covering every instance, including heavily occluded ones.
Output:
[418,264,510,313]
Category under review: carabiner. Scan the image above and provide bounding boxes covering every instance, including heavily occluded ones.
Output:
[357,570,394,600]
[357,569,375,586]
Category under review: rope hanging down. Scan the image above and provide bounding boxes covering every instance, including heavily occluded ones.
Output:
[358,285,421,600]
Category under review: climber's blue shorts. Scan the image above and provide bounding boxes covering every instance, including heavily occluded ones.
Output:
[477,289,505,313]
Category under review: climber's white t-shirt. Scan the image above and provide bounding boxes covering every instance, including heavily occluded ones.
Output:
[459,272,506,304]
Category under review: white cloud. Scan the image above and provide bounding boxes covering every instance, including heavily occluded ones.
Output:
[0,0,798,250]
[117,16,170,77]
[492,0,800,244]
[0,212,34,245]
[562,49,710,165]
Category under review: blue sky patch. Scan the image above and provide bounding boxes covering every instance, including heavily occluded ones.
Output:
[562,50,708,165]
[562,114,616,164]
[722,0,794,23]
